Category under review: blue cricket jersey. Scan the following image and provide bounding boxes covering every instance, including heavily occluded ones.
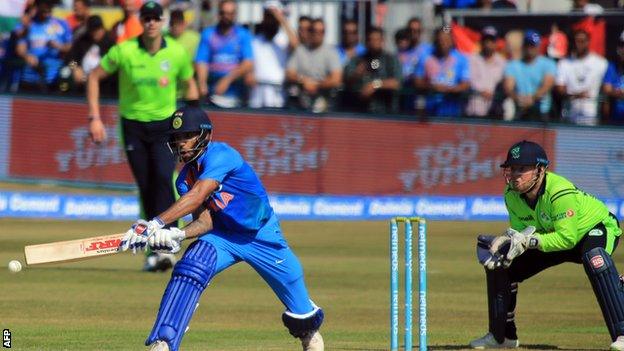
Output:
[176,142,274,234]
[415,49,470,117]
[337,43,365,66]
[603,62,624,124]
[17,17,72,84]
[194,25,253,98]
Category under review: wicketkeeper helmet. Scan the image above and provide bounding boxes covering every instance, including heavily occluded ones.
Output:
[499,140,549,168]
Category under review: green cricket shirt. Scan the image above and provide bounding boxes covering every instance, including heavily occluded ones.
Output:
[100,36,194,121]
[504,172,621,253]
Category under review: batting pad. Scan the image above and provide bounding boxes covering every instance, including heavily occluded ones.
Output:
[583,247,624,341]
[486,269,511,344]
[146,241,217,351]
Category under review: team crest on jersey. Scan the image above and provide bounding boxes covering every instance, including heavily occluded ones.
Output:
[566,209,575,217]
[159,77,169,87]
[160,60,171,72]
[47,22,62,36]
[208,191,234,212]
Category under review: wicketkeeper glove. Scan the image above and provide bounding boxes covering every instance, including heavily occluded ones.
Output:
[477,234,510,270]
[504,226,539,263]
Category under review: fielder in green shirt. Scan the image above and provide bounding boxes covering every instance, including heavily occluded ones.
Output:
[471,140,624,350]
[86,1,198,272]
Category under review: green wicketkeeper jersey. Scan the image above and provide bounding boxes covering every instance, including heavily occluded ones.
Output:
[504,172,621,253]
[100,36,194,121]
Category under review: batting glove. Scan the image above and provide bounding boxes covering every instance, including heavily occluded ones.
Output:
[120,218,165,254]
[504,226,539,263]
[148,228,186,254]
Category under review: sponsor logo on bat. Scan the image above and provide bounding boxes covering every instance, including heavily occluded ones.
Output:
[85,238,122,253]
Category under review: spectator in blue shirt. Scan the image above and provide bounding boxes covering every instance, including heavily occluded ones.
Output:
[407,17,433,58]
[503,30,556,121]
[395,28,415,81]
[195,0,253,108]
[398,18,433,112]
[336,19,365,66]
[414,27,470,117]
[0,20,30,93]
[15,0,72,93]
[436,0,478,9]
[433,0,477,16]
[602,31,624,125]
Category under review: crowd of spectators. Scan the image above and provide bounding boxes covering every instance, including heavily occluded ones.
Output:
[1,0,624,126]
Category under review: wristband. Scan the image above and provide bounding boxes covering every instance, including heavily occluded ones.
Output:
[152,217,165,228]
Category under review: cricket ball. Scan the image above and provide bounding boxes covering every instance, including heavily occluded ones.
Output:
[8,260,22,273]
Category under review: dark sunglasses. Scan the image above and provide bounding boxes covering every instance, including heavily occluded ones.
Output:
[141,16,162,23]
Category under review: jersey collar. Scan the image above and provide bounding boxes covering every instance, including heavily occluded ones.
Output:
[138,36,167,52]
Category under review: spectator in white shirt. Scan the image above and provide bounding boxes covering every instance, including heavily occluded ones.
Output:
[555,29,607,126]
[247,0,298,108]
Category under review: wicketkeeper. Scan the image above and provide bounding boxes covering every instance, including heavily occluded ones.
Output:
[120,106,324,351]
[472,140,623,350]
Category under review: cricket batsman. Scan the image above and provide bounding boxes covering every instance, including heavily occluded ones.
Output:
[120,106,324,351]
[472,140,623,350]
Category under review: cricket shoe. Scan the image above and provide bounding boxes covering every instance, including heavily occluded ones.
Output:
[470,332,519,349]
[611,335,624,351]
[300,330,324,351]
[147,340,169,351]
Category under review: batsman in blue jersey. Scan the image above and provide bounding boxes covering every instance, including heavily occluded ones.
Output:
[120,106,324,351]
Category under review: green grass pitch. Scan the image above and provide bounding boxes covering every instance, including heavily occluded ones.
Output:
[0,219,621,350]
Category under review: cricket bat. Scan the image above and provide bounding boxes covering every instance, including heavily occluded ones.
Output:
[24,233,125,265]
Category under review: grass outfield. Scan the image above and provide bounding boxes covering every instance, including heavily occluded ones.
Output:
[0,219,622,350]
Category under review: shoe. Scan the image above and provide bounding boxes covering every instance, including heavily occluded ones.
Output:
[147,340,169,351]
[300,330,324,351]
[611,335,624,351]
[143,253,176,272]
[470,332,519,349]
